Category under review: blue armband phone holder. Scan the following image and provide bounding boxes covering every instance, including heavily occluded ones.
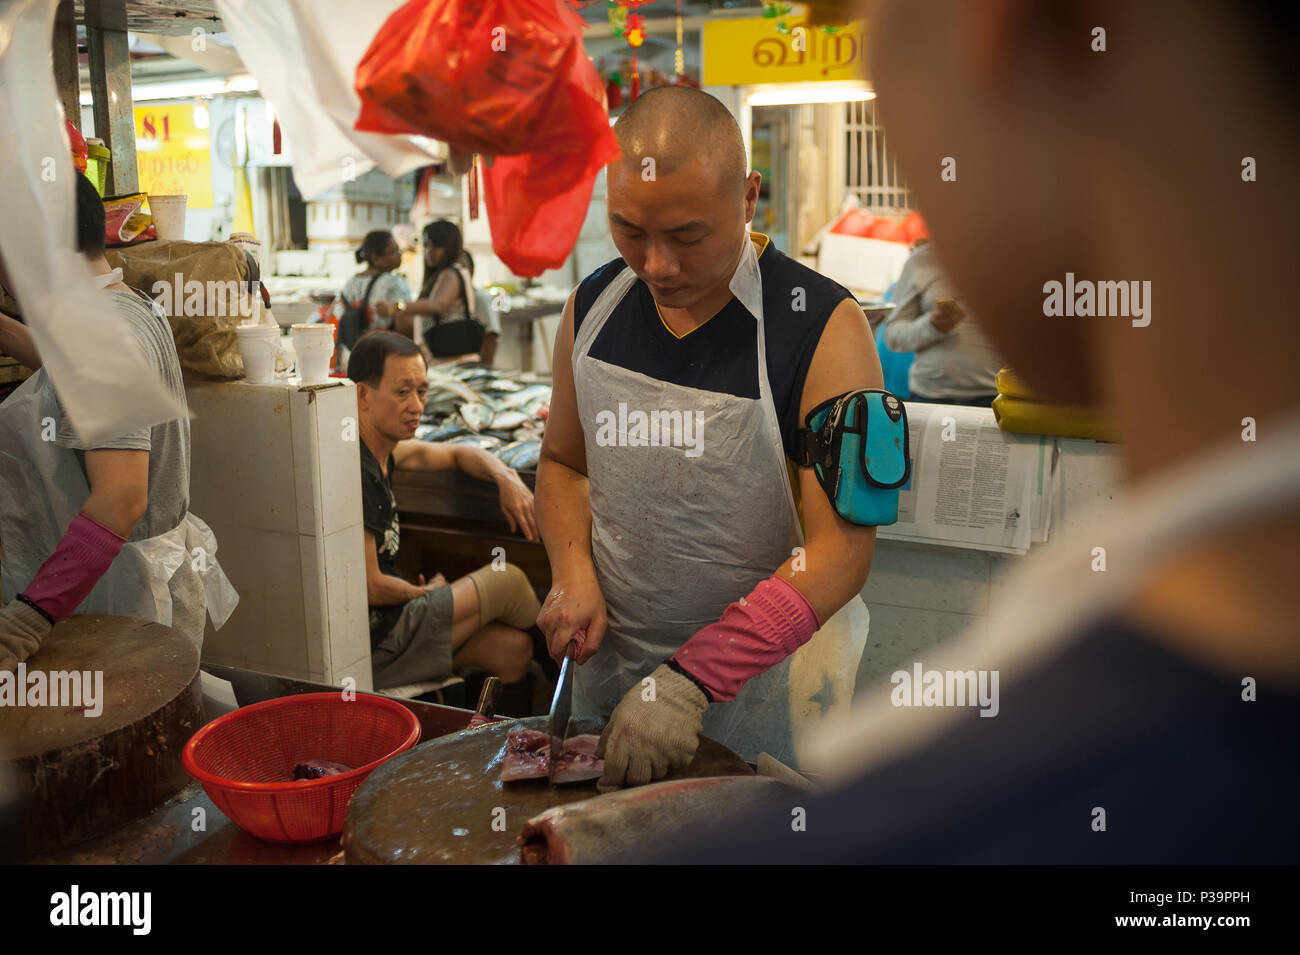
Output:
[795,389,910,526]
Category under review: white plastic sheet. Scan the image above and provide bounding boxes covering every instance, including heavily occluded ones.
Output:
[0,0,184,443]
[214,0,448,199]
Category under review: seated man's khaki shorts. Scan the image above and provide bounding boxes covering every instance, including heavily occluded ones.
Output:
[370,586,456,689]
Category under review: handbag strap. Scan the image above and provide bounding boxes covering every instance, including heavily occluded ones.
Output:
[358,272,383,327]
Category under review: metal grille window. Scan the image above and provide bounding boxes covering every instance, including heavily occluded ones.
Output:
[844,100,913,211]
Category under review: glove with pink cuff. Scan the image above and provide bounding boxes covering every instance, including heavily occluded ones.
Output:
[669,574,823,703]
[0,513,126,671]
[596,575,822,790]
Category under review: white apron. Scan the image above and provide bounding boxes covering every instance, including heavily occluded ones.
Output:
[0,275,237,648]
[571,237,869,766]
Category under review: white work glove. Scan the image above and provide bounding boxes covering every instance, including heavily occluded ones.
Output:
[597,663,709,791]
[0,600,52,672]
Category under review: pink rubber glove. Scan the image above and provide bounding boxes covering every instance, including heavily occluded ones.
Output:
[20,512,127,623]
[670,575,822,703]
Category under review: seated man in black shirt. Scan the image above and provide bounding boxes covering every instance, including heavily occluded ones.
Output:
[348,332,541,690]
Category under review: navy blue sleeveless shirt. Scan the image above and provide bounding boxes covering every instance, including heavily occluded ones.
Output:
[574,235,854,462]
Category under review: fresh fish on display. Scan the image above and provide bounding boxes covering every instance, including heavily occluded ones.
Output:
[459,401,495,433]
[513,443,542,471]
[447,363,496,384]
[517,776,795,864]
[483,429,518,442]
[447,434,506,453]
[497,440,526,469]
[425,373,483,405]
[481,378,525,394]
[500,384,552,408]
[423,394,462,418]
[422,420,471,442]
[499,439,542,471]
[490,410,531,431]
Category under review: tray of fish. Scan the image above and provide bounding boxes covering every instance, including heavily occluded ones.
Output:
[415,362,552,466]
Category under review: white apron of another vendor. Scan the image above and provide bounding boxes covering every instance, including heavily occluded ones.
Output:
[0,277,237,648]
[572,236,870,766]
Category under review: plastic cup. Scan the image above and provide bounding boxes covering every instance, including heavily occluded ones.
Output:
[149,195,188,240]
[291,323,336,385]
[235,323,282,384]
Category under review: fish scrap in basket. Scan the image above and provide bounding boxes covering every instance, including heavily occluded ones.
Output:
[500,727,603,785]
[417,361,551,470]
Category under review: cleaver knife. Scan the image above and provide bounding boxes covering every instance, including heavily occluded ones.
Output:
[546,629,586,784]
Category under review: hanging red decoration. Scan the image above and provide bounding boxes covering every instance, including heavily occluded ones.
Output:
[629,55,640,101]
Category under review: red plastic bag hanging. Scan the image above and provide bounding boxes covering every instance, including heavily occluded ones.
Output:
[355,0,601,159]
[354,0,619,277]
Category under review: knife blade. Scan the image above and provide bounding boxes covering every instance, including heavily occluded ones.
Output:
[547,630,585,784]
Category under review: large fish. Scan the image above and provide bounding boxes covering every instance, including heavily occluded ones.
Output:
[489,410,531,432]
[418,419,470,442]
[459,401,495,433]
[516,776,795,865]
[498,439,542,471]
[498,384,552,409]
[446,434,506,453]
[425,373,483,405]
[481,378,525,394]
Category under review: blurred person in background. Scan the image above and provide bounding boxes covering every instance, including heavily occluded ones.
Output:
[388,220,489,365]
[653,0,1300,863]
[881,237,1001,407]
[338,230,410,337]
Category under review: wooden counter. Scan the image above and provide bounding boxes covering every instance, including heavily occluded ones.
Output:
[390,466,552,592]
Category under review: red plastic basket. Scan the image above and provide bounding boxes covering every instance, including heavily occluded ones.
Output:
[182,692,420,843]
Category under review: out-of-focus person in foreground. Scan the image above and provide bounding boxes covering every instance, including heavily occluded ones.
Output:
[654,0,1300,863]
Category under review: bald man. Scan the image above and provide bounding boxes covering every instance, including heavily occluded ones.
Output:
[536,87,882,787]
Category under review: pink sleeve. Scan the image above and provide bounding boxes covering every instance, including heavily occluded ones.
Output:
[21,512,127,622]
[671,576,822,703]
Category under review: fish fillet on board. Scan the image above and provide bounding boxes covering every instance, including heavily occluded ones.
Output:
[517,776,795,864]
[500,727,603,784]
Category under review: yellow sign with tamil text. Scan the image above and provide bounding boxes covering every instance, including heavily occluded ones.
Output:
[703,16,868,87]
[133,104,213,208]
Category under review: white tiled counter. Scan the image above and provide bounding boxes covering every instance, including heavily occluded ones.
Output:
[185,378,372,689]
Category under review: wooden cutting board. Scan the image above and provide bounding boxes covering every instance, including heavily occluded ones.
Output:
[343,715,753,865]
[0,614,202,855]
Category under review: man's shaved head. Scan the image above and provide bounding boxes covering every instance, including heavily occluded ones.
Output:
[613,87,748,197]
[605,87,761,315]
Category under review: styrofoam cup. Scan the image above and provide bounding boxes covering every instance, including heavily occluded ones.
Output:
[291,323,335,385]
[235,323,282,383]
[149,195,188,240]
